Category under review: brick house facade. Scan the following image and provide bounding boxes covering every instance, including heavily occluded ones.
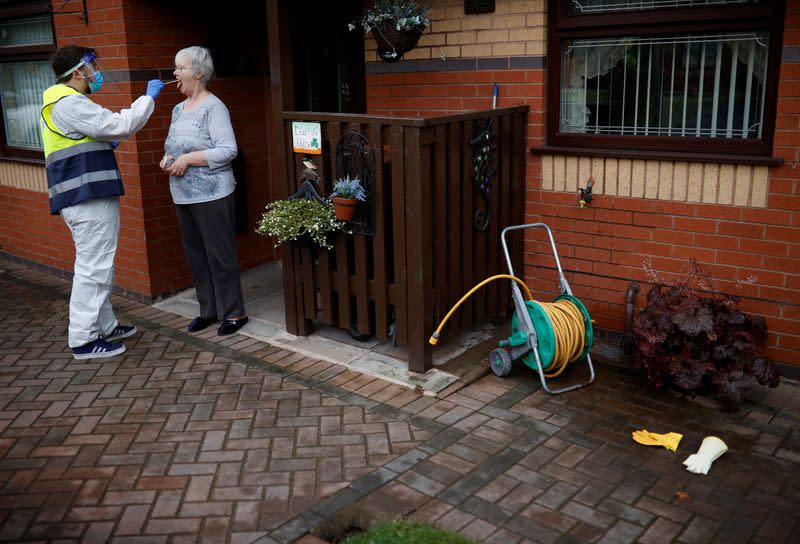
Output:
[365,0,800,373]
[0,0,798,373]
[0,0,276,300]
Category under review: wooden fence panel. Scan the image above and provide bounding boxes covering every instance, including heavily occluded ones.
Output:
[280,106,528,371]
[445,122,463,335]
[390,125,408,346]
[434,124,448,326]
[369,124,389,339]
[460,121,475,330]
[318,247,334,324]
[485,116,500,318]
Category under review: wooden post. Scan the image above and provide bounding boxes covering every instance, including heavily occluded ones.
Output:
[268,0,312,335]
[405,126,433,372]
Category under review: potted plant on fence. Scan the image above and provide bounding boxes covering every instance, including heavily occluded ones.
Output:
[632,259,779,410]
[331,175,366,221]
[255,198,344,250]
[349,0,431,62]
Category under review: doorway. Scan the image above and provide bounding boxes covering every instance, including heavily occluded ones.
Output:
[289,1,366,113]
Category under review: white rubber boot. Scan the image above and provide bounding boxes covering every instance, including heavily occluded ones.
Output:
[683,436,728,475]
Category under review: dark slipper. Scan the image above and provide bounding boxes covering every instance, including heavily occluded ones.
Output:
[188,316,217,332]
[218,316,249,336]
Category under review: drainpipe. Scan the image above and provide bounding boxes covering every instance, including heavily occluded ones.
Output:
[623,283,640,354]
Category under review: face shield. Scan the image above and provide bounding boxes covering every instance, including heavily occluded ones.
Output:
[58,51,99,80]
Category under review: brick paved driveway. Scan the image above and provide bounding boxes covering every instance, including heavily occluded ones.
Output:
[0,260,798,543]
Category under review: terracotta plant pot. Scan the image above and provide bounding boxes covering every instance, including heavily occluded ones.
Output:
[371,24,423,62]
[332,197,358,221]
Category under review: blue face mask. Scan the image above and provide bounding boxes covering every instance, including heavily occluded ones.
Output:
[87,71,104,94]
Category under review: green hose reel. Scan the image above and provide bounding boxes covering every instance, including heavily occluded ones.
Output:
[503,294,594,371]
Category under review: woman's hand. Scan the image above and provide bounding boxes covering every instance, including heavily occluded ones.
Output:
[166,155,190,177]
[159,154,174,172]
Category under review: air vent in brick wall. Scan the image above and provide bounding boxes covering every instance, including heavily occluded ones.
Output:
[464,0,495,14]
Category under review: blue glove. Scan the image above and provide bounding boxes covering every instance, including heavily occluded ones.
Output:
[145,79,164,100]
[110,141,120,150]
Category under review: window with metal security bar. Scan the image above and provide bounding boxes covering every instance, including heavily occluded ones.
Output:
[570,0,760,15]
[547,0,785,159]
[0,2,55,161]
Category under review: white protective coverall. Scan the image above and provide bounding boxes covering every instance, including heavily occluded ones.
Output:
[50,94,154,347]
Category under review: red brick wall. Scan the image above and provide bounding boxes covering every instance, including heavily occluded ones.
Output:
[768,0,800,366]
[0,187,74,271]
[1,1,143,287]
[114,1,277,297]
[366,13,800,368]
[0,0,276,299]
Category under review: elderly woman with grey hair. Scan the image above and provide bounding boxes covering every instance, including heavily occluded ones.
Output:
[160,46,248,336]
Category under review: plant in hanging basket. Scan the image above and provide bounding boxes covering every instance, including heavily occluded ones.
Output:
[632,258,779,411]
[255,198,344,250]
[348,0,431,62]
[331,175,366,221]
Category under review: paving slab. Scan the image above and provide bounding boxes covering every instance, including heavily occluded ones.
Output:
[153,265,459,394]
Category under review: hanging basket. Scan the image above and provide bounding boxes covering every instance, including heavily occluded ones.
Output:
[332,197,358,221]
[372,24,423,62]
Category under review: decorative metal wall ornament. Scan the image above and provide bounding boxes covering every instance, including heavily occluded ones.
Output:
[471,117,496,231]
[335,130,375,236]
[288,179,325,204]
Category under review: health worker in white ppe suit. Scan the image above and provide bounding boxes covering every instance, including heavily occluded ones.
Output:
[40,45,164,360]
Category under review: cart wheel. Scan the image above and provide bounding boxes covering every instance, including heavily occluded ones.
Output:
[490,348,513,377]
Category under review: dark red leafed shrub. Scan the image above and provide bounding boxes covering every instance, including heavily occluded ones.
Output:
[633,259,779,410]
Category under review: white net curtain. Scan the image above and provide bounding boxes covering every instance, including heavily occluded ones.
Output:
[570,0,758,14]
[0,15,54,151]
[559,32,769,139]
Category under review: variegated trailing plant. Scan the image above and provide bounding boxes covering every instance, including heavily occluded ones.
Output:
[255,198,344,250]
[348,0,431,33]
[348,1,431,62]
[633,258,779,410]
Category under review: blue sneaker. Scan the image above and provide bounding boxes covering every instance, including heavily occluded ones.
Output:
[72,338,126,360]
[105,324,137,342]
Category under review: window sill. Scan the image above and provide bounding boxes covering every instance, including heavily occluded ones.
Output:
[0,155,45,167]
[530,145,784,167]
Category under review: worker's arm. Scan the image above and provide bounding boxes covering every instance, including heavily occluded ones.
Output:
[50,94,155,141]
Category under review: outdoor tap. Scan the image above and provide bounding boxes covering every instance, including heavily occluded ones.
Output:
[578,177,594,208]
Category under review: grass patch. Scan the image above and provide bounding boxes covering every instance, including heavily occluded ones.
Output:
[340,519,475,544]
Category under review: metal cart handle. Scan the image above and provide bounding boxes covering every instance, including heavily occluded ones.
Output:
[501,223,572,297]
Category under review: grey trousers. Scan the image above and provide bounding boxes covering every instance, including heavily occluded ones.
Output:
[175,193,246,320]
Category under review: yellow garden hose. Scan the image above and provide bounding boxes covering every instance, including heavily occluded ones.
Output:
[430,275,590,379]
[429,275,533,345]
[534,298,586,378]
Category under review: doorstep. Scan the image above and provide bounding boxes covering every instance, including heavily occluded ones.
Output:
[154,282,471,395]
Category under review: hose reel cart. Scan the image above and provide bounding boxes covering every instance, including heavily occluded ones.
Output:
[430,223,595,395]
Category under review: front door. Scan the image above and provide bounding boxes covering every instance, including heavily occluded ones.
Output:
[289,1,366,113]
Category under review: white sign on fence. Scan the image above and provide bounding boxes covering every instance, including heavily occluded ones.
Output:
[291,121,322,155]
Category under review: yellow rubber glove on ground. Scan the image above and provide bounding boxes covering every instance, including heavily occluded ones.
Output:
[631,429,683,452]
[631,430,662,447]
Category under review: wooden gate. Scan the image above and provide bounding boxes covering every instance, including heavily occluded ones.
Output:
[279,106,529,372]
